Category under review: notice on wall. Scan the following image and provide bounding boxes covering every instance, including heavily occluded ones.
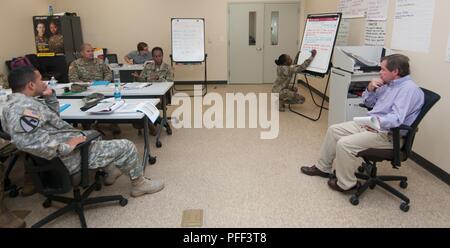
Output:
[338,0,352,17]
[350,0,368,17]
[336,19,350,46]
[338,0,368,18]
[446,33,450,62]
[365,20,386,46]
[391,0,435,53]
[367,0,389,20]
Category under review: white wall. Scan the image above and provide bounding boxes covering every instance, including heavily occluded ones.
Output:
[51,0,301,81]
[0,0,50,76]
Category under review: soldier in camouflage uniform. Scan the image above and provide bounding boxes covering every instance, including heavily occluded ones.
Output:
[135,47,173,133]
[272,50,317,112]
[0,75,16,227]
[68,43,118,134]
[137,47,173,82]
[0,73,8,88]
[1,67,164,199]
[68,43,112,82]
[48,21,64,54]
[1,72,28,227]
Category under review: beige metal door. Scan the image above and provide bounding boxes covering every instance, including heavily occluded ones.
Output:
[229,3,264,84]
[263,3,299,83]
[229,3,299,84]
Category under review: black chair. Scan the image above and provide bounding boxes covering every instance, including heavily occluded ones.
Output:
[25,131,128,228]
[0,124,20,198]
[5,60,12,72]
[105,54,118,64]
[351,88,440,212]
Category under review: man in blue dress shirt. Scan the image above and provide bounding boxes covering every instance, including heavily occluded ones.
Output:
[301,54,424,193]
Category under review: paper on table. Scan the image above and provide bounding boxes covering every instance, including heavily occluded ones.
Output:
[116,102,138,113]
[116,101,159,123]
[89,85,114,92]
[123,83,152,89]
[136,102,160,123]
[55,83,72,89]
[86,100,125,114]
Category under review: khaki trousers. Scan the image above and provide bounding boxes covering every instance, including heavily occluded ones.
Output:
[316,121,393,190]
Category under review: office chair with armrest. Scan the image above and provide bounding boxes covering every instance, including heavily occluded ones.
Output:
[5,60,12,72]
[25,131,128,228]
[351,88,440,212]
[0,123,20,198]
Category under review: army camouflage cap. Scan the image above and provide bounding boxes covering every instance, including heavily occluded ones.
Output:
[70,83,89,92]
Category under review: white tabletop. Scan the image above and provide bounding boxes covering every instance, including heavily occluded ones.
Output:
[55,82,173,97]
[60,98,160,120]
[109,64,144,71]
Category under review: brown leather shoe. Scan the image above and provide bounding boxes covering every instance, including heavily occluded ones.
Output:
[327,178,360,194]
[300,165,331,178]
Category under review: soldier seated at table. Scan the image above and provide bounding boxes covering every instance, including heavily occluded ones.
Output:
[68,43,121,135]
[132,47,173,134]
[1,67,165,202]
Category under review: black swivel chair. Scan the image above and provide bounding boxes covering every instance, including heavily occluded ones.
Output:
[25,131,128,228]
[351,88,440,212]
[0,123,20,198]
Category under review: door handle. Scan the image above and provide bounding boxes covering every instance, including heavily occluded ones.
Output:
[256,48,263,51]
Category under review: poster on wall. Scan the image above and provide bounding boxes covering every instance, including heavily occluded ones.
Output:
[33,16,65,55]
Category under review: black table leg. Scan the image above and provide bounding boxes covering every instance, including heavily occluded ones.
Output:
[143,117,156,167]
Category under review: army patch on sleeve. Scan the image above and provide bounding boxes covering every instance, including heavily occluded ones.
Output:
[23,109,40,119]
[20,116,40,133]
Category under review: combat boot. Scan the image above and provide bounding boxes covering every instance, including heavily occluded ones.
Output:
[130,176,164,197]
[103,164,123,186]
[0,205,26,228]
[21,173,36,197]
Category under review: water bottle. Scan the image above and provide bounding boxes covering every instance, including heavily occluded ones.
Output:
[104,56,109,65]
[49,76,57,89]
[113,70,121,101]
[48,5,54,16]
